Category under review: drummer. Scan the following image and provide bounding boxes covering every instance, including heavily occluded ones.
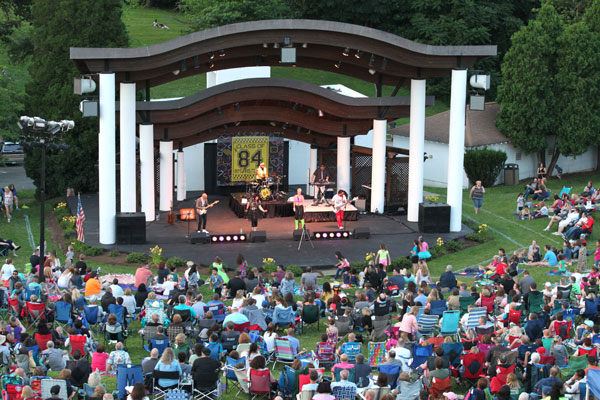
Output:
[256,162,268,183]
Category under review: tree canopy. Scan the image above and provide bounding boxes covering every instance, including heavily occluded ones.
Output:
[23,0,128,197]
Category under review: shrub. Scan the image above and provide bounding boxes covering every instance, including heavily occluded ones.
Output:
[429,246,446,258]
[166,256,187,268]
[71,240,89,253]
[109,250,120,257]
[126,252,150,264]
[465,224,492,243]
[287,265,303,277]
[444,239,463,253]
[350,261,366,271]
[84,246,104,257]
[59,216,75,230]
[63,227,76,239]
[262,264,276,274]
[463,147,507,187]
[389,257,411,272]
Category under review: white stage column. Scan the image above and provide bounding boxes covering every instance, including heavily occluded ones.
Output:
[119,82,136,213]
[159,141,174,212]
[176,150,186,201]
[447,69,468,232]
[337,137,351,195]
[407,79,426,222]
[309,146,318,196]
[371,120,386,213]
[139,124,155,222]
[98,72,116,244]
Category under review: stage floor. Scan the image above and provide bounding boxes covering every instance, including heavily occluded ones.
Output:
[80,194,471,268]
[229,193,357,222]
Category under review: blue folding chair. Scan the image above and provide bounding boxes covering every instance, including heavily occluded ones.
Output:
[339,342,362,363]
[440,310,460,341]
[272,306,295,328]
[25,286,41,301]
[417,314,439,337]
[206,341,224,360]
[116,364,142,400]
[204,303,227,322]
[278,365,296,398]
[144,338,170,356]
[564,307,580,322]
[410,343,433,369]
[73,296,86,310]
[225,355,246,390]
[378,364,400,389]
[441,342,463,368]
[430,300,448,317]
[108,304,126,325]
[54,301,72,328]
[27,344,40,366]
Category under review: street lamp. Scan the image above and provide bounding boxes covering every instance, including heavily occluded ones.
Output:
[17,116,74,282]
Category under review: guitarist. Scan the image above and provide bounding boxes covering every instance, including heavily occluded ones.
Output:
[331,189,348,230]
[195,193,214,233]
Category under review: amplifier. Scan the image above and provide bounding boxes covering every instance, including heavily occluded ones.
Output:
[116,212,146,244]
[418,203,450,233]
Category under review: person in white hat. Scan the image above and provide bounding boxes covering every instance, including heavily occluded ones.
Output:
[0,335,9,365]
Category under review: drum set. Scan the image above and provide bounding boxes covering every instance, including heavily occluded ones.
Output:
[245,174,287,201]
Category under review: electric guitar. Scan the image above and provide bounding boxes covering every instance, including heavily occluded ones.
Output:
[197,200,219,215]
[332,196,358,212]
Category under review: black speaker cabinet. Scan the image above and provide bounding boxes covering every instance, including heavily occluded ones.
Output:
[116,212,146,244]
[250,231,267,243]
[189,231,210,244]
[353,227,371,239]
[418,202,450,233]
[293,229,311,241]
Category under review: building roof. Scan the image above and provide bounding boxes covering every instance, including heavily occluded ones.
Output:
[389,102,507,147]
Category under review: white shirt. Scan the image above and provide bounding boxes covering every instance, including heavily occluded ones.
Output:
[264,331,277,352]
[332,194,347,211]
[57,271,72,288]
[162,280,177,296]
[1,263,15,281]
[252,294,266,308]
[110,284,125,299]
[122,295,137,314]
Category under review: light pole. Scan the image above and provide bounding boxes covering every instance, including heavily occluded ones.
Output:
[17,116,74,282]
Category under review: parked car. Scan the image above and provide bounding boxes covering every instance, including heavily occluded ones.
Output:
[1,142,25,164]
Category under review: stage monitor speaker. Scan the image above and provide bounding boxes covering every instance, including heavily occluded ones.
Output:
[293,229,311,241]
[190,232,210,244]
[116,212,146,244]
[418,202,450,233]
[353,227,370,239]
[250,231,267,243]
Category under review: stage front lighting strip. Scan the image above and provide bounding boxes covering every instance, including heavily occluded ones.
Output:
[313,231,351,240]
[210,234,247,243]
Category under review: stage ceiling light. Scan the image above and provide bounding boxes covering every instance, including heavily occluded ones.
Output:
[313,231,351,240]
[208,51,215,60]
[219,49,226,57]
[342,47,350,57]
[368,54,376,67]
[208,61,215,69]
[210,233,247,243]
[334,61,342,69]
[355,50,363,59]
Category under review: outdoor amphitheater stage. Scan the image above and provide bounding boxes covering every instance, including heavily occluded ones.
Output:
[80,194,470,269]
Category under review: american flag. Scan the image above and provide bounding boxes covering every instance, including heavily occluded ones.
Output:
[76,194,86,242]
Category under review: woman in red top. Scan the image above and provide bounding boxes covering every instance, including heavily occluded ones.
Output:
[91,343,110,372]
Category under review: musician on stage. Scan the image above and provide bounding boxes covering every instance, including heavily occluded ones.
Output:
[331,189,348,230]
[256,162,268,183]
[195,193,213,233]
[312,164,330,205]
[246,194,267,231]
[293,188,306,230]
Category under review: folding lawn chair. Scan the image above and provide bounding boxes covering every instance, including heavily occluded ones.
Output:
[107,304,126,326]
[7,298,20,317]
[248,368,272,400]
[313,342,336,367]
[24,286,40,302]
[441,342,463,368]
[378,364,400,389]
[152,370,180,400]
[396,379,423,400]
[429,300,448,317]
[68,335,89,357]
[339,342,362,363]
[25,301,46,328]
[490,364,515,393]
[144,338,170,356]
[30,376,49,398]
[41,378,68,400]
[528,292,544,314]
[233,368,249,396]
[462,352,486,386]
[224,356,246,394]
[332,385,357,400]
[385,326,401,350]
[429,376,451,398]
[34,333,53,352]
[440,310,460,341]
[459,296,476,316]
[370,315,390,341]
[409,343,433,369]
[368,342,387,366]
[193,375,221,400]
[272,306,295,329]
[165,389,189,400]
[145,299,166,324]
[83,304,102,335]
[333,367,356,384]
[358,386,390,400]
[1,383,24,400]
[334,315,353,336]
[463,307,487,331]
[117,364,143,400]
[204,303,227,323]
[300,304,320,332]
[54,301,72,328]
[417,314,439,337]
[274,338,296,368]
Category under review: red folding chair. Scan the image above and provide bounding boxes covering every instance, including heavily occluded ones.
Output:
[480,296,495,314]
[233,322,250,333]
[554,320,572,340]
[34,333,53,352]
[462,352,486,385]
[68,335,88,357]
[25,302,46,328]
[509,310,522,326]
[7,298,21,317]
[248,368,271,400]
[490,364,515,393]
[430,376,451,398]
[577,346,597,358]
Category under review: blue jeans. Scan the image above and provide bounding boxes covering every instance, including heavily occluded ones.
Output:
[472,198,483,209]
[524,187,534,200]
[335,267,343,280]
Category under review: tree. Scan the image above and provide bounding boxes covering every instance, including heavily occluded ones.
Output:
[0,68,24,142]
[24,0,128,197]
[555,22,600,157]
[181,0,292,31]
[496,4,564,159]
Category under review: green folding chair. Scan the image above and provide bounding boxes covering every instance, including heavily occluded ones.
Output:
[528,292,544,314]
[459,296,476,316]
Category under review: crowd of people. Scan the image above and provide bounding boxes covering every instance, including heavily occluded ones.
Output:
[1,229,599,400]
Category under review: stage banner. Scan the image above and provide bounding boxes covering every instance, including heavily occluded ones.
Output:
[231,136,269,182]
[216,132,284,186]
